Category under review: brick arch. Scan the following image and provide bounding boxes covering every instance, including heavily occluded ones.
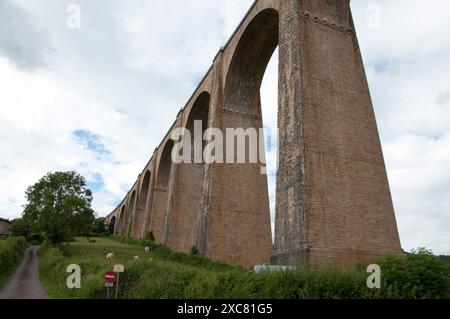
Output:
[108,216,116,234]
[133,170,152,238]
[125,190,137,238]
[165,91,211,252]
[118,205,126,236]
[224,8,279,115]
[184,91,210,161]
[150,139,174,243]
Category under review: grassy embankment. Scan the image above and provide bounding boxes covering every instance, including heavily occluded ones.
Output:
[38,237,450,299]
[0,237,28,287]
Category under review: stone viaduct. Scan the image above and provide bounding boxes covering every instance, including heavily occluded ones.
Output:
[105,0,402,268]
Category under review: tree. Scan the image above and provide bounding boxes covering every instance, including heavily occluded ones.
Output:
[90,217,108,236]
[22,171,96,244]
[10,218,35,238]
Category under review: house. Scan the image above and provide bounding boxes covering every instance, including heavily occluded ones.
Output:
[0,218,12,236]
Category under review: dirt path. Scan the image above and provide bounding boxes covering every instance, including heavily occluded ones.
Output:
[0,246,49,299]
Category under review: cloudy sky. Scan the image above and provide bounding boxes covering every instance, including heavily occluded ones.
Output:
[0,0,449,255]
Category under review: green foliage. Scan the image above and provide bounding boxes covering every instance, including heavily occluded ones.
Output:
[127,220,133,238]
[38,239,450,299]
[121,261,200,299]
[0,237,28,287]
[90,217,109,237]
[145,231,155,242]
[28,233,45,245]
[10,219,44,244]
[22,171,96,244]
[439,255,450,263]
[376,248,450,298]
[10,218,35,238]
[190,246,200,256]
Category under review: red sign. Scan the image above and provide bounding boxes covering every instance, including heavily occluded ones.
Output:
[105,271,116,283]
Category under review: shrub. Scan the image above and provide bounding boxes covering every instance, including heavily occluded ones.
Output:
[376,248,450,299]
[122,261,200,299]
[145,232,155,242]
[0,237,28,286]
[29,233,45,245]
[190,246,200,256]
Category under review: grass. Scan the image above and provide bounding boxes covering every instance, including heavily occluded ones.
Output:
[0,237,28,287]
[38,238,450,299]
[39,237,148,299]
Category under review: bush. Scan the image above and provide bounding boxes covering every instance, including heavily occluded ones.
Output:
[29,233,45,245]
[376,248,450,299]
[10,219,35,239]
[122,261,200,299]
[190,246,200,256]
[0,237,28,286]
[145,232,155,242]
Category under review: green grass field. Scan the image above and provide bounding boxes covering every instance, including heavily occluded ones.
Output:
[38,237,155,298]
[38,237,450,299]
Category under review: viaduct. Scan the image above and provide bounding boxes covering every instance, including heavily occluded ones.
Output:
[105,0,402,268]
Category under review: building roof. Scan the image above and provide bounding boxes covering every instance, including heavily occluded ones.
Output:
[0,218,11,224]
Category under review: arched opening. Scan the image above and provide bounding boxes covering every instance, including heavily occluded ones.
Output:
[157,140,174,189]
[260,49,278,241]
[134,170,152,238]
[150,139,174,243]
[207,8,278,265]
[224,9,279,115]
[166,92,210,252]
[118,206,126,236]
[186,92,210,162]
[126,191,137,238]
[109,216,116,234]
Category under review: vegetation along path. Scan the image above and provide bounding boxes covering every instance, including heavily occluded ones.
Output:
[37,237,450,299]
[0,246,48,299]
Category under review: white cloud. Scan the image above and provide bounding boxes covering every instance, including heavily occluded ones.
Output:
[0,0,448,255]
[0,0,53,71]
[351,0,450,255]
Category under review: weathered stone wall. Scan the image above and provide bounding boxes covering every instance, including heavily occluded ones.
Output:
[106,0,402,268]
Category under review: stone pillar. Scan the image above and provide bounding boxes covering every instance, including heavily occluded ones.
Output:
[163,114,183,245]
[141,151,158,238]
[272,0,402,267]
[196,53,224,257]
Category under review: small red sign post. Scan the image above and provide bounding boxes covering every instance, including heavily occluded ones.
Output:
[105,271,116,299]
[105,271,116,283]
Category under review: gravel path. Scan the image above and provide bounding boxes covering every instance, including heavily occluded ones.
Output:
[0,246,49,299]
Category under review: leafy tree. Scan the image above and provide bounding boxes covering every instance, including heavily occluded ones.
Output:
[22,171,95,244]
[90,217,108,236]
[10,218,35,238]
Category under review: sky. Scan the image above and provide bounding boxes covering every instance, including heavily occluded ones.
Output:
[0,0,449,255]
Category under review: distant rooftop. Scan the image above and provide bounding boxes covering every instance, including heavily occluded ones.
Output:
[0,218,11,224]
